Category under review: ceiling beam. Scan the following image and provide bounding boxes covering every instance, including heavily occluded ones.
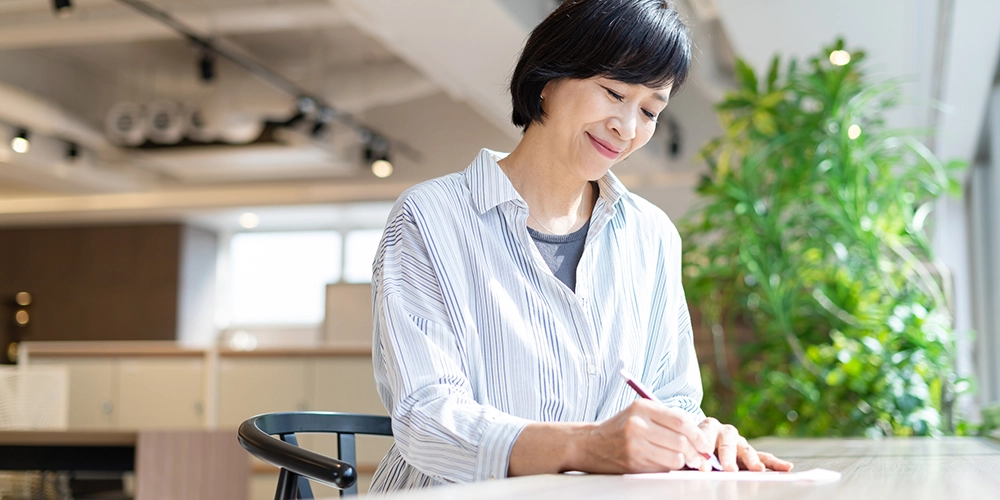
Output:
[0,164,700,227]
[0,1,348,50]
[0,80,114,154]
[0,179,415,226]
[336,0,526,140]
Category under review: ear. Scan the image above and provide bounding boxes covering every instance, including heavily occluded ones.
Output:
[540,79,560,101]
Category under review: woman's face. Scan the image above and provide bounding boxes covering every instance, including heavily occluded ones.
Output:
[538,76,671,180]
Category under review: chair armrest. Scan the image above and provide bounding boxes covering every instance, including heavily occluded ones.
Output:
[238,416,357,490]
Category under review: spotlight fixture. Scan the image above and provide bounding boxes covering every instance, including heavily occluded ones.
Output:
[311,121,327,138]
[66,142,80,163]
[365,136,393,178]
[110,0,417,162]
[296,96,317,116]
[311,107,335,138]
[52,0,73,18]
[10,129,30,154]
[198,51,216,83]
[371,159,393,178]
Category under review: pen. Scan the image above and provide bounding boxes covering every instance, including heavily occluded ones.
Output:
[619,368,724,471]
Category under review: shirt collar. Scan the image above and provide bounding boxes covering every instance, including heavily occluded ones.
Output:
[465,148,635,214]
[467,148,521,215]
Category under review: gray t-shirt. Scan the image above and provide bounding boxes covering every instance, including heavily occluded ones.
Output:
[527,218,591,292]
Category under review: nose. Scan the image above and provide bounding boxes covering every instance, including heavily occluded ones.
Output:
[608,107,637,141]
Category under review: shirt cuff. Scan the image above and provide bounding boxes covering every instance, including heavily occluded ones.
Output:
[474,413,531,481]
[662,399,706,423]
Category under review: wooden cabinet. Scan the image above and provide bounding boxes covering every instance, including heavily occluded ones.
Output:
[32,358,117,429]
[25,344,389,500]
[119,358,204,429]
[217,358,311,428]
[32,355,205,430]
[24,343,391,476]
[309,357,393,469]
[311,357,386,416]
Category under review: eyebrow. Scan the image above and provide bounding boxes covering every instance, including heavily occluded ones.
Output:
[653,92,669,104]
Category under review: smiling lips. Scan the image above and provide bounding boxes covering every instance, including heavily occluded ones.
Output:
[587,132,623,159]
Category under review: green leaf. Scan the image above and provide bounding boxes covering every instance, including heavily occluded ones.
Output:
[752,111,778,136]
[946,159,968,172]
[767,55,781,92]
[759,91,786,109]
[735,58,759,94]
[716,97,753,111]
[947,178,963,198]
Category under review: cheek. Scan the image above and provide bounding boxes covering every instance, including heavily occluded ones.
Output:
[564,93,613,128]
[620,126,657,159]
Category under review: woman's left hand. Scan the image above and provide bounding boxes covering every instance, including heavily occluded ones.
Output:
[694,418,794,472]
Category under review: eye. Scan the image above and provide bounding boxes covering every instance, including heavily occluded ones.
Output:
[604,87,624,101]
[643,109,659,123]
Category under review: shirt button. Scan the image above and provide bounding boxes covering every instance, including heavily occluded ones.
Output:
[587,364,596,375]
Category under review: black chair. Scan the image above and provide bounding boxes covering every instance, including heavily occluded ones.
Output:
[238,411,393,499]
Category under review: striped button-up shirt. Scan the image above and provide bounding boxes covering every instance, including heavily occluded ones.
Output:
[369,148,704,492]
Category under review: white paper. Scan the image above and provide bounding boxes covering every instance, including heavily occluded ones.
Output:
[626,468,841,483]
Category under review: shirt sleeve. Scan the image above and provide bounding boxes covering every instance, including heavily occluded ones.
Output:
[651,223,707,423]
[372,196,531,483]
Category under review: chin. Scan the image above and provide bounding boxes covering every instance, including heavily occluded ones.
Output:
[585,162,615,181]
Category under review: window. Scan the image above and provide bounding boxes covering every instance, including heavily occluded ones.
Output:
[229,231,342,326]
[342,229,384,284]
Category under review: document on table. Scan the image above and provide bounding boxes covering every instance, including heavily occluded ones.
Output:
[626,468,841,483]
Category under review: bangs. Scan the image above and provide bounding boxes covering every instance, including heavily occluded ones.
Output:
[511,0,692,129]
[591,3,692,93]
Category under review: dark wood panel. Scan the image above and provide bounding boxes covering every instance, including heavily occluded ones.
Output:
[0,224,182,349]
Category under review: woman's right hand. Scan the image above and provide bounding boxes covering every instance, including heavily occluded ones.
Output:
[572,399,714,473]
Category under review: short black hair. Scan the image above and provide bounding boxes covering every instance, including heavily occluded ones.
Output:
[509,0,692,130]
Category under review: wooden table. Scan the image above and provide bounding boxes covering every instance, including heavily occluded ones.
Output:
[364,437,1000,500]
[0,429,248,500]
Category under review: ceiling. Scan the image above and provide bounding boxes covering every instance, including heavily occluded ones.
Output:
[0,0,996,231]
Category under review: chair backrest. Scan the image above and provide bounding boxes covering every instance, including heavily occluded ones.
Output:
[238,411,392,499]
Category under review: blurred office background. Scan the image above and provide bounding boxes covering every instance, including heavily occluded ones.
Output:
[0,0,998,498]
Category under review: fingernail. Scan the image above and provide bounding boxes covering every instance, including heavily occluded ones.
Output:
[701,452,712,459]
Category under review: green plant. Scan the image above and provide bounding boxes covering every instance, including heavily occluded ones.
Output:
[681,40,970,438]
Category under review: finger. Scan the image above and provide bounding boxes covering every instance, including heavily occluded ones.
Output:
[631,439,687,473]
[645,405,713,455]
[622,403,705,469]
[655,450,687,472]
[716,425,740,472]
[695,418,723,471]
[737,439,765,472]
[756,451,794,472]
[643,422,706,469]
[697,418,724,450]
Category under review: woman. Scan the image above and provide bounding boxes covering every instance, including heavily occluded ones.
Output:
[369,0,792,492]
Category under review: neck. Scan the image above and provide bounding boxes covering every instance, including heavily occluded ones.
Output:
[501,128,596,235]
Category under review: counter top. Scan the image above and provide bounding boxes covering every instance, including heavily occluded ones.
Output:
[19,341,372,359]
